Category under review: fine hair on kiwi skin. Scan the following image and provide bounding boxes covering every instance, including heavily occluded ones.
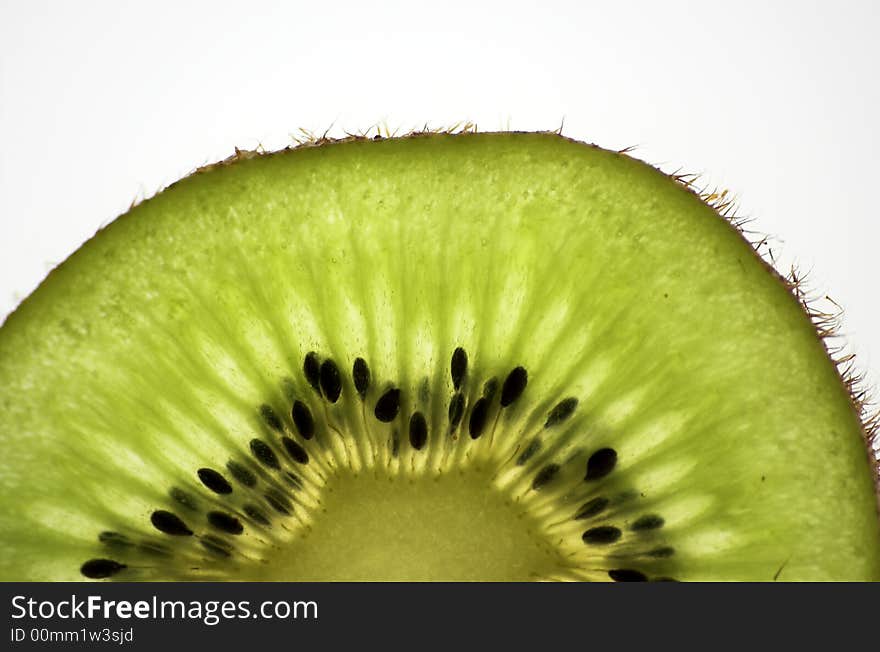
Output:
[0,124,878,582]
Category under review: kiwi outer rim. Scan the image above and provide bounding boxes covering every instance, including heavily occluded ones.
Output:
[4,123,878,516]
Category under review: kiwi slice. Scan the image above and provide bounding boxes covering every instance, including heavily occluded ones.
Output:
[0,130,877,582]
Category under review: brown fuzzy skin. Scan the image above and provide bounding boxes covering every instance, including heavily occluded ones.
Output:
[668,163,880,508]
[11,122,879,508]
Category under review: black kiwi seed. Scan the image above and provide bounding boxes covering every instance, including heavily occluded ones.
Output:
[500,366,528,407]
[353,357,370,399]
[150,510,193,536]
[409,412,428,450]
[608,569,647,582]
[259,404,283,431]
[291,400,315,440]
[282,437,309,464]
[250,439,280,469]
[374,388,401,422]
[226,460,257,488]
[574,497,610,520]
[169,487,199,512]
[516,438,541,465]
[482,377,499,400]
[532,463,561,490]
[646,546,676,558]
[468,397,490,439]
[265,489,292,515]
[582,525,622,545]
[197,468,233,495]
[585,447,618,481]
[545,397,578,427]
[631,514,665,531]
[207,511,244,535]
[303,352,321,392]
[320,359,342,403]
[98,531,132,548]
[244,504,271,526]
[81,559,127,579]
[200,535,233,558]
[451,347,468,390]
[448,393,465,430]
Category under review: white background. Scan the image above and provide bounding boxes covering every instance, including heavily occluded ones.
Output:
[1,1,878,439]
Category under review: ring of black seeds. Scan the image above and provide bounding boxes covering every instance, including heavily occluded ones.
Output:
[78,351,674,583]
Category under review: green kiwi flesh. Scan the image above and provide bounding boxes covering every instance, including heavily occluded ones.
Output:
[0,131,877,581]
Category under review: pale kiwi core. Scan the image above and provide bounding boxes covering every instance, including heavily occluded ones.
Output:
[267,471,566,582]
[0,131,877,582]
